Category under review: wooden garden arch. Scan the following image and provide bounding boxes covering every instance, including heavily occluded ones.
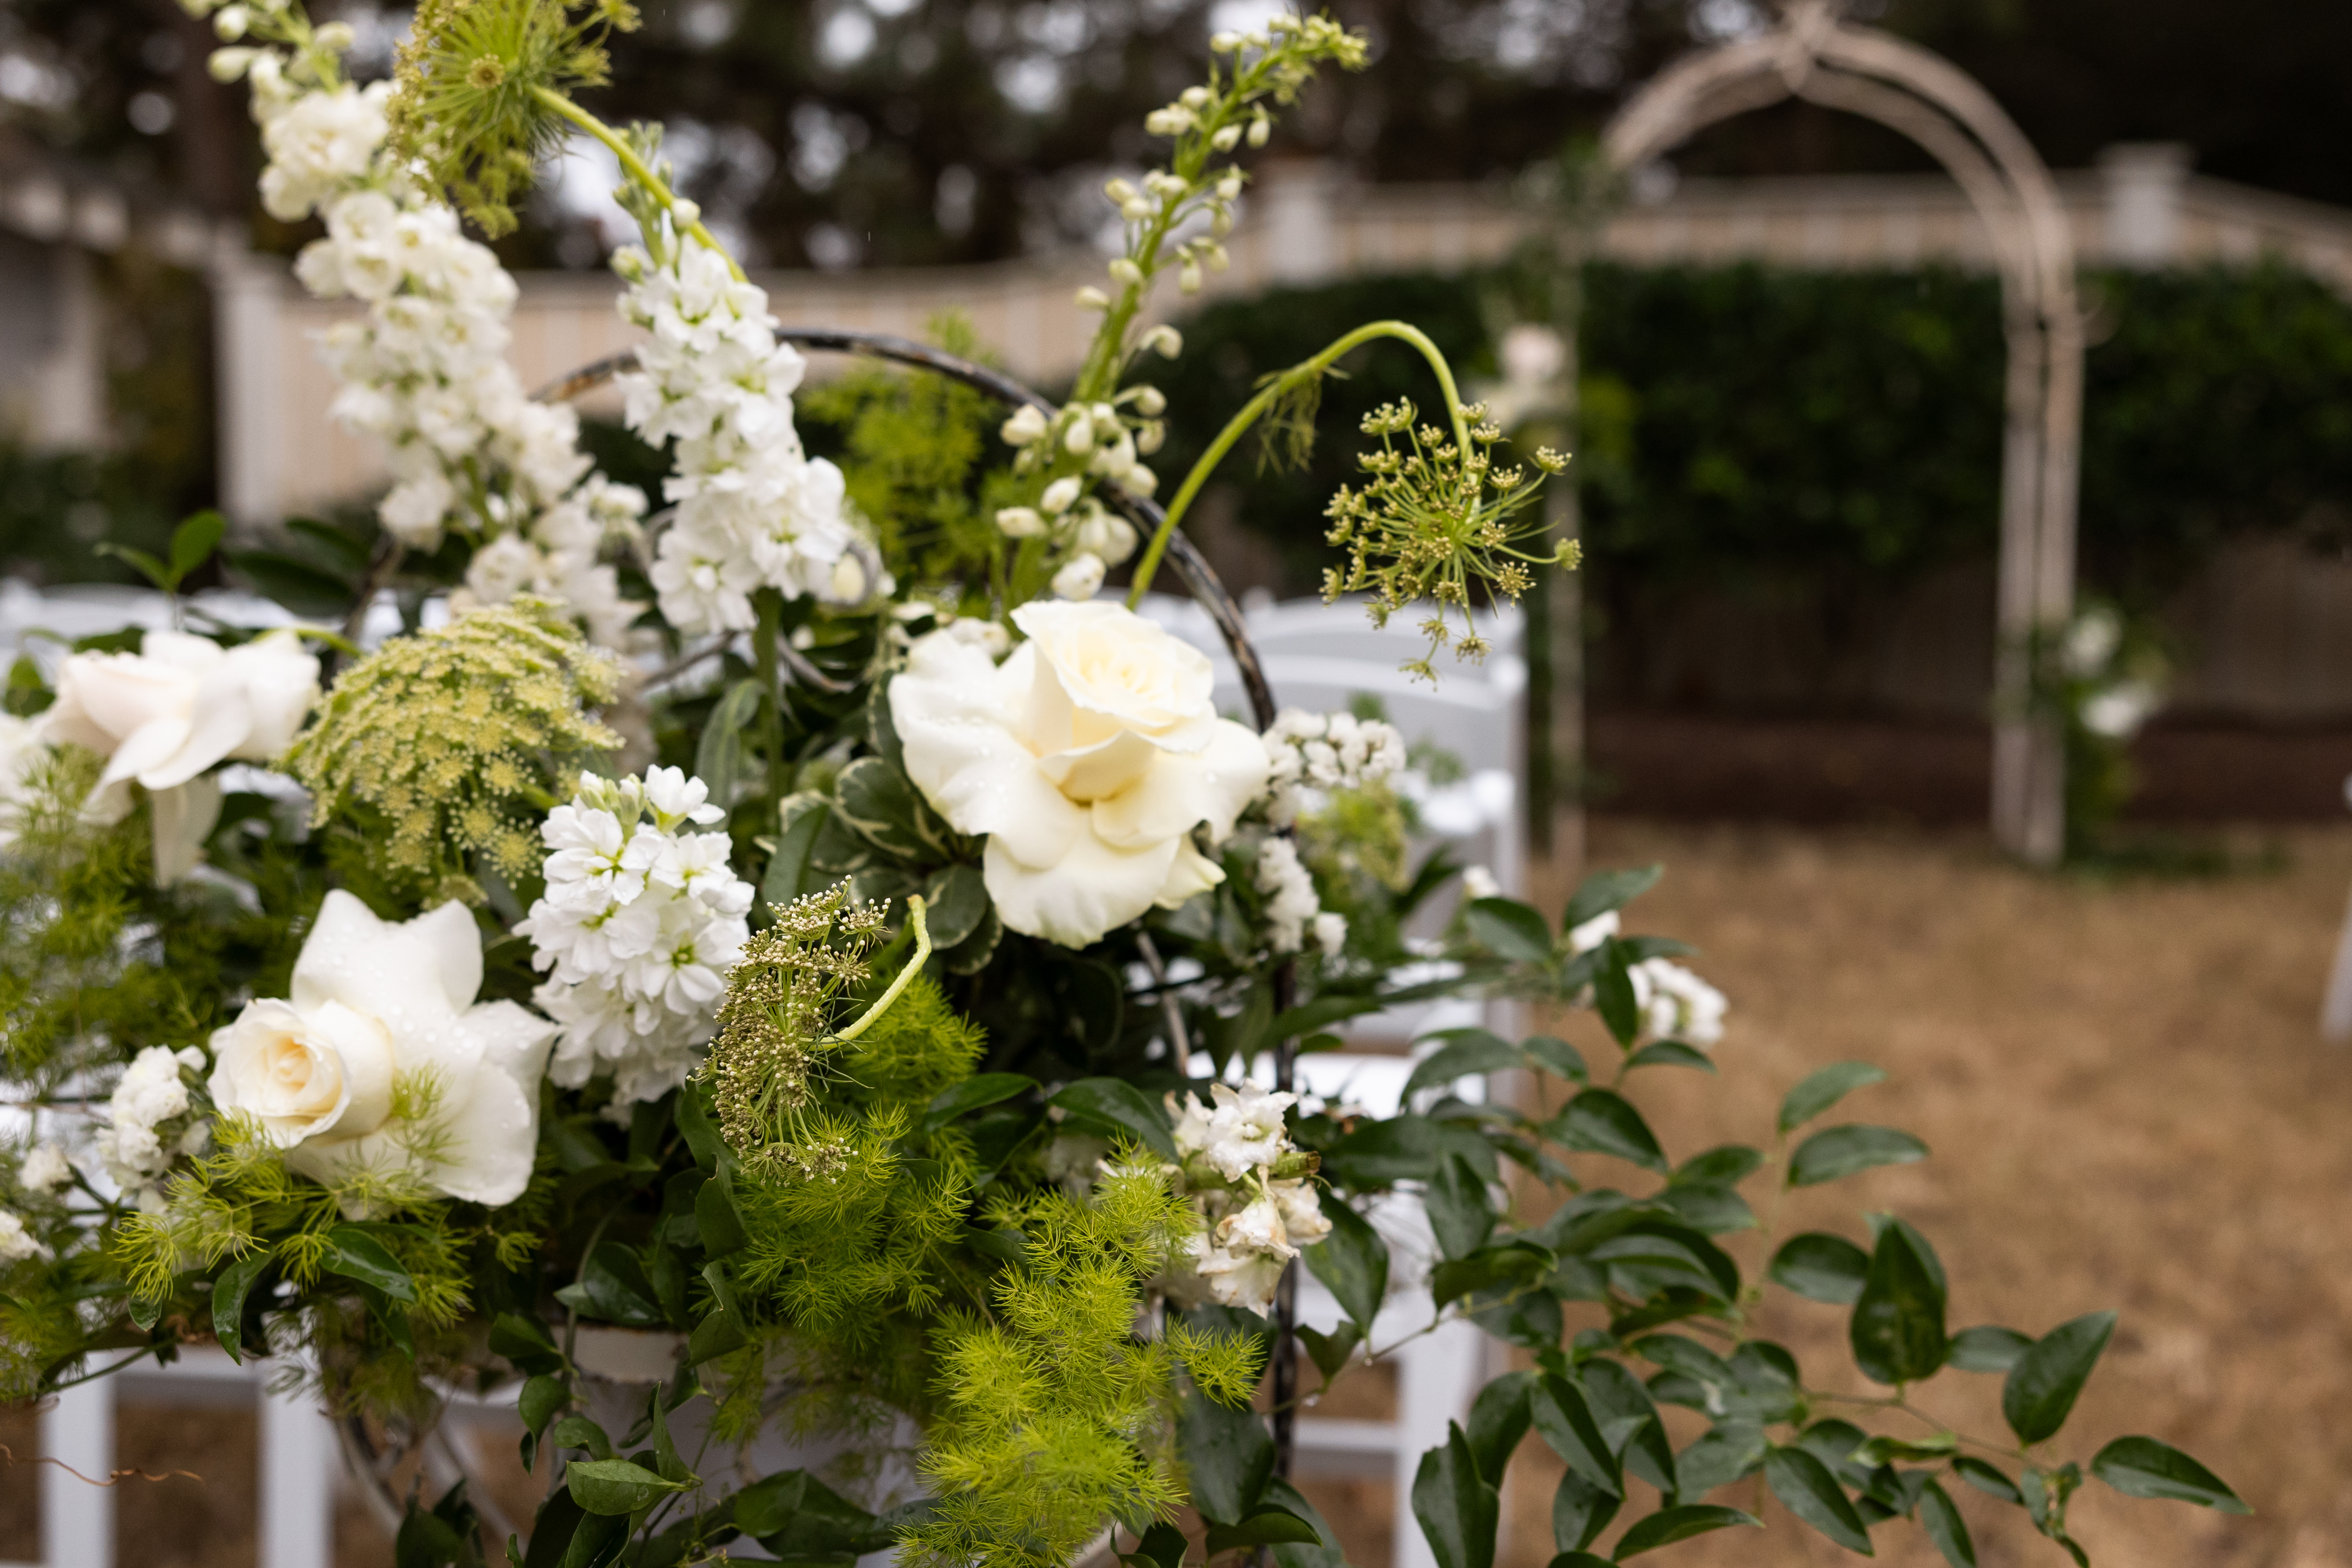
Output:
[1591,0,2083,862]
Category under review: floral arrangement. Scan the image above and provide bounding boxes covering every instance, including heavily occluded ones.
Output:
[0,3,2244,1566]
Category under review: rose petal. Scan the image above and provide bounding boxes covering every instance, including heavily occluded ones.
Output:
[982,830,1180,948]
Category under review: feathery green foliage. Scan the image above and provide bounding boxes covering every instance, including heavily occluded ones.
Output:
[282,599,621,905]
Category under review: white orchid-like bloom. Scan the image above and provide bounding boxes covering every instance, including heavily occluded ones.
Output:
[890,600,1271,948]
[209,891,555,1205]
[40,629,319,881]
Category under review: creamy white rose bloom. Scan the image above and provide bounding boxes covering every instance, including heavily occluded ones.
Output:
[891,601,1271,947]
[209,891,556,1205]
[41,629,319,879]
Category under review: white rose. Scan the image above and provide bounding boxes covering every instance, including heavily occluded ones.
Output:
[208,891,556,1205]
[43,627,320,815]
[890,601,1271,948]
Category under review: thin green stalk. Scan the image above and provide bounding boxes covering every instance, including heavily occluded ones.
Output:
[532,88,744,280]
[1124,320,1472,605]
[831,896,931,1045]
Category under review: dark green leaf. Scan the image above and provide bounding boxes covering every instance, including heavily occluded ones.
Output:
[1631,1333,1735,1390]
[1551,1090,1667,1171]
[1948,1326,2035,1374]
[211,1250,271,1363]
[1121,1522,1190,1568]
[924,1072,1038,1130]
[1302,1199,1388,1329]
[1563,865,1662,932]
[688,1261,749,1365]
[94,542,172,591]
[1548,1556,1613,1568]
[1465,898,1554,964]
[229,548,356,616]
[647,1388,692,1487]
[760,795,830,907]
[548,1416,612,1460]
[834,755,941,859]
[1430,1243,1549,1309]
[1770,1233,1871,1305]
[519,1375,567,1438]
[674,1087,724,1171]
[1674,1421,1768,1496]
[694,679,763,814]
[1787,1125,1928,1188]
[1610,1504,1758,1559]
[1049,1077,1178,1161]
[2003,1311,2117,1444]
[1412,1423,1500,1568]
[1427,1154,1496,1259]
[490,1312,563,1374]
[1296,1322,1361,1385]
[520,1491,588,1568]
[1651,1184,1754,1235]
[1551,1470,1620,1552]
[555,1243,664,1329]
[1530,1375,1622,1498]
[694,1177,748,1258]
[1178,1376,1274,1525]
[1673,1144,1764,1187]
[1465,1371,1535,1484]
[1468,1277,1565,1350]
[1951,1457,2022,1504]
[1206,1507,1324,1554]
[732,1467,891,1554]
[1522,1034,1589,1084]
[1764,1446,1876,1555]
[1405,1030,1526,1099]
[1852,1433,1958,1465]
[1591,943,1640,1046]
[1625,1040,1715,1073]
[1778,1063,1889,1134]
[920,863,989,951]
[169,510,227,584]
[283,516,372,574]
[325,1226,417,1302]
[1849,1220,1947,1386]
[1918,1479,1977,1568]
[2089,1436,2250,1513]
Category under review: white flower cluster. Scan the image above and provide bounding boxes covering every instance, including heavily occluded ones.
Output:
[1162,1081,1331,1315]
[2060,605,2163,741]
[0,1212,46,1264]
[92,1046,210,1208]
[996,390,1164,601]
[614,237,870,634]
[519,768,753,1110]
[227,39,646,647]
[1254,837,1345,957]
[1568,912,1729,1049]
[4,1141,72,1260]
[1263,707,1408,827]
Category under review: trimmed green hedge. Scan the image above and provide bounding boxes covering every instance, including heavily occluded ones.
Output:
[1154,260,2352,606]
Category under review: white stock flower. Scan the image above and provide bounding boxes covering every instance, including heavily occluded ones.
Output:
[890,601,1271,948]
[257,82,388,221]
[520,769,751,1110]
[209,891,556,1204]
[1051,551,1107,601]
[92,1045,205,1199]
[18,1144,72,1195]
[0,1212,47,1264]
[1264,707,1407,826]
[1254,836,1322,956]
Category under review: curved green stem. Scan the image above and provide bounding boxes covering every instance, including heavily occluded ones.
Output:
[532,88,745,281]
[831,896,932,1045]
[1125,320,1471,605]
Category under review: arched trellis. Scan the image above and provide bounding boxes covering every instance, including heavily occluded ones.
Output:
[1587,0,2082,863]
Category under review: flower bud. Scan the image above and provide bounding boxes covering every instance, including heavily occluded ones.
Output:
[312,19,354,50]
[1000,403,1049,446]
[1248,112,1272,148]
[1180,86,1212,109]
[1041,476,1083,514]
[1091,402,1120,426]
[1146,325,1182,359]
[1077,511,1141,566]
[1121,197,1153,222]
[1130,386,1166,417]
[1216,170,1244,200]
[1135,420,1165,454]
[1205,243,1229,273]
[1063,413,1096,454]
[995,506,1047,538]
[1104,177,1138,204]
[213,5,249,38]
[1117,464,1159,499]
[1180,262,1203,294]
[1210,30,1241,51]
[1211,207,1234,238]
[1051,552,1107,601]
[1144,107,1192,135]
[672,197,702,226]
[1109,257,1143,285]
[206,45,255,79]
[1211,124,1242,152]
[1075,286,1110,310]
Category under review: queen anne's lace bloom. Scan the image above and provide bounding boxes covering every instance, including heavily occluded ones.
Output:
[241,48,645,647]
[518,769,753,1110]
[614,238,866,633]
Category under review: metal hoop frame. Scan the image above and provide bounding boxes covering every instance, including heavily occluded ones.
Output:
[1597,0,2083,863]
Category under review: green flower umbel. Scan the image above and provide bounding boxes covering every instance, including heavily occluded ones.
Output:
[388,0,638,235]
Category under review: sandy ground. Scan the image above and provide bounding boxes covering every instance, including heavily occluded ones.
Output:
[8,818,2348,1566]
